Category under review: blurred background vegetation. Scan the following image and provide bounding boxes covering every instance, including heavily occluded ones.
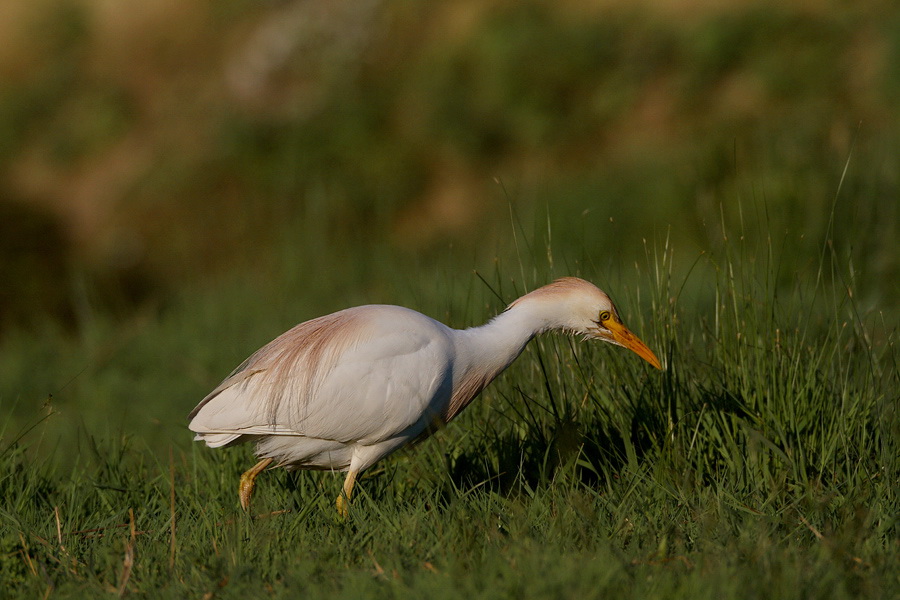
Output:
[1,0,898,444]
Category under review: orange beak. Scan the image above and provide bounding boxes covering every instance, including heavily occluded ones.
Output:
[605,321,662,369]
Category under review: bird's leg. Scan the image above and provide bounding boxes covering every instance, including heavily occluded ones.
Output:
[239,457,273,511]
[335,469,358,518]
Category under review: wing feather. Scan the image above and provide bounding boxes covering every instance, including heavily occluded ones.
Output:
[189,305,456,446]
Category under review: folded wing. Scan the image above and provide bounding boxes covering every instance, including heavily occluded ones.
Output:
[188,305,455,447]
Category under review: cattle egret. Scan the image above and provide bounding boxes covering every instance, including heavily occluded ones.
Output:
[189,277,661,515]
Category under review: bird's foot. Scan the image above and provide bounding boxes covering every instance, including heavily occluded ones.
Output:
[335,469,357,519]
[238,474,256,511]
[335,493,350,519]
[238,458,273,511]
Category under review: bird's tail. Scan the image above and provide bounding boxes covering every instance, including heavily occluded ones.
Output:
[193,432,242,448]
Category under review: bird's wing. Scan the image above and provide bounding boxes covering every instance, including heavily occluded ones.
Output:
[188,306,455,444]
[284,327,454,443]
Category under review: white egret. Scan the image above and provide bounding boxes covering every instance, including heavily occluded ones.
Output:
[188,277,661,515]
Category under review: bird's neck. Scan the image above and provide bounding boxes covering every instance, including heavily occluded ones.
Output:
[437,300,559,423]
[454,300,556,374]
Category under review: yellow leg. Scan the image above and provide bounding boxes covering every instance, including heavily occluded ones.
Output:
[335,469,358,518]
[239,458,273,511]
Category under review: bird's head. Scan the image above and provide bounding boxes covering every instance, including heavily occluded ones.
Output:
[511,277,662,369]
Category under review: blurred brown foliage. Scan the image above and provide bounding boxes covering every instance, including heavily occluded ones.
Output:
[1,0,897,330]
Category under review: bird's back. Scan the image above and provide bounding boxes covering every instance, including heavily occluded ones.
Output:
[188,305,458,458]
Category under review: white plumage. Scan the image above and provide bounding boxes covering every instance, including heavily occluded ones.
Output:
[188,277,661,514]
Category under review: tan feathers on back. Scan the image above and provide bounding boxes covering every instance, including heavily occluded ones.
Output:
[191,309,369,426]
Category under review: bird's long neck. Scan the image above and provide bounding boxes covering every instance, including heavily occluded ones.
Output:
[457,301,554,367]
[442,300,555,422]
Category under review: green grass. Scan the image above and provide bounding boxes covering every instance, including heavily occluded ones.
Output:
[1,188,896,598]
[1,5,898,591]
[1,3,898,596]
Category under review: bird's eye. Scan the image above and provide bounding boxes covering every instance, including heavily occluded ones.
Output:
[598,310,612,323]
